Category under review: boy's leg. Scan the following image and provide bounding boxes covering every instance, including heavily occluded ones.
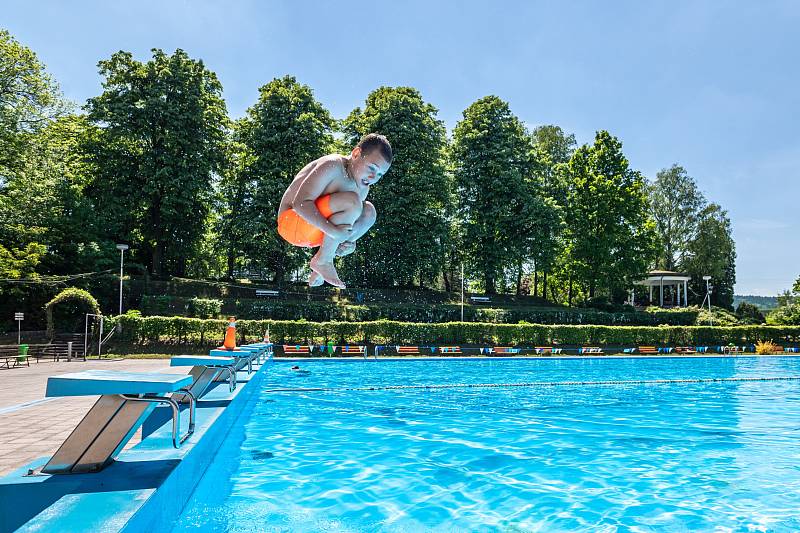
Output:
[309,201,376,287]
[309,192,363,288]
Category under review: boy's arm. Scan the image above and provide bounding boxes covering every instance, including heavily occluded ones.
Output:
[289,159,351,239]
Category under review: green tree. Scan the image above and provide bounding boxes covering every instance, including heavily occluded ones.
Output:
[341,87,450,288]
[84,49,229,277]
[229,75,334,281]
[529,125,575,299]
[683,203,736,309]
[648,165,706,271]
[451,96,537,294]
[563,131,656,302]
[0,29,68,180]
[0,242,45,278]
[0,115,107,274]
[735,301,765,324]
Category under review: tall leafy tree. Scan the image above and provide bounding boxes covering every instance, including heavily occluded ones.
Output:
[0,115,106,274]
[228,75,334,281]
[530,125,575,299]
[564,131,656,301]
[341,86,449,288]
[84,49,229,277]
[0,29,68,181]
[683,203,736,308]
[648,164,706,271]
[451,96,537,294]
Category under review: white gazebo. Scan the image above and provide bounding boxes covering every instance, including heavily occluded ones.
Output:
[635,270,691,307]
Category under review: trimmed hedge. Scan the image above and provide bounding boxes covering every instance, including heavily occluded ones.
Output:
[138,296,700,326]
[107,315,800,348]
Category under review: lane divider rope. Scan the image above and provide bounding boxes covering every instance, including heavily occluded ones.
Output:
[265,375,800,393]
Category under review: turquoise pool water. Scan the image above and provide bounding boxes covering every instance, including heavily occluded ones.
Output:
[171,357,800,531]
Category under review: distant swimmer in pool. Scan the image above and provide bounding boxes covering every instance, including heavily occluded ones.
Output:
[277,133,392,288]
[290,365,311,375]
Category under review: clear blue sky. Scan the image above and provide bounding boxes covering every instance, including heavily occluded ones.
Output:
[5,0,799,295]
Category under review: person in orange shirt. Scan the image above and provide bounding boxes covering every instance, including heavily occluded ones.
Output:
[277,134,392,288]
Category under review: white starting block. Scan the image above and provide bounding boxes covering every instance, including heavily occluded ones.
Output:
[38,370,195,475]
[170,355,237,399]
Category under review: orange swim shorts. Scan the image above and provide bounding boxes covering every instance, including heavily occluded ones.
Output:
[277,194,333,248]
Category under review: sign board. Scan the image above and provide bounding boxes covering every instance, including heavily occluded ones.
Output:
[14,313,23,320]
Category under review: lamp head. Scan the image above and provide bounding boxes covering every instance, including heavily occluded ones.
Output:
[116,244,129,251]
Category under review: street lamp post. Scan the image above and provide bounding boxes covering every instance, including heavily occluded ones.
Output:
[702,275,713,325]
[460,263,465,322]
[116,244,129,315]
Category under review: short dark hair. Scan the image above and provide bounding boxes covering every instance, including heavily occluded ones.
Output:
[356,133,393,163]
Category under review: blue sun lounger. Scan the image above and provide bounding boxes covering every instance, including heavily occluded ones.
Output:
[170,355,237,399]
[37,370,195,475]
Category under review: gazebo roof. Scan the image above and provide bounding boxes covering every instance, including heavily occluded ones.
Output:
[635,270,691,286]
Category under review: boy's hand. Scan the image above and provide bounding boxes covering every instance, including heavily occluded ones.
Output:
[325,223,353,241]
[336,241,356,257]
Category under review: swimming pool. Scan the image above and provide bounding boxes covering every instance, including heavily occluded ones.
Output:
[171,357,800,531]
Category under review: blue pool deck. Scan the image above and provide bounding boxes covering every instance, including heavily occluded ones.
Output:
[0,357,270,533]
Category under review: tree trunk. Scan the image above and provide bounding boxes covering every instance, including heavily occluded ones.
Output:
[226,250,235,280]
[484,270,496,295]
[152,244,163,277]
[542,271,548,302]
[533,270,539,298]
[515,258,523,295]
[567,275,574,306]
[443,270,451,293]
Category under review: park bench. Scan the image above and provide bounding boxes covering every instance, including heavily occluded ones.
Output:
[491,347,521,355]
[675,346,697,354]
[437,346,462,355]
[579,347,604,354]
[396,346,421,356]
[0,345,28,368]
[282,345,311,356]
[337,345,366,356]
[535,346,563,355]
[255,289,280,297]
[637,346,659,355]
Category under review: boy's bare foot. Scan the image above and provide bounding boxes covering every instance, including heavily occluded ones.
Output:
[308,271,324,287]
[310,255,346,288]
[336,241,356,257]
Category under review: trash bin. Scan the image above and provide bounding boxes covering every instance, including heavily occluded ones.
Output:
[18,344,29,365]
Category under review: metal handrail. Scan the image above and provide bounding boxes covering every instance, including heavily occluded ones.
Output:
[118,390,196,448]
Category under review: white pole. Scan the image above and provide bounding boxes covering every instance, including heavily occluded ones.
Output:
[18,320,21,345]
[461,263,464,322]
[98,317,103,358]
[684,280,688,307]
[118,248,125,315]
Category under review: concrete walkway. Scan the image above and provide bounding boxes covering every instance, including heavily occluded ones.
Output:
[0,358,172,476]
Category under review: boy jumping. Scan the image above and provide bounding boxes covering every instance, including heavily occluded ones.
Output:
[277,133,392,288]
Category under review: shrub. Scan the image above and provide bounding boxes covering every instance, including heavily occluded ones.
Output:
[736,302,765,325]
[187,297,222,319]
[44,288,101,339]
[755,340,779,355]
[138,296,700,326]
[767,303,800,326]
[105,315,800,349]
